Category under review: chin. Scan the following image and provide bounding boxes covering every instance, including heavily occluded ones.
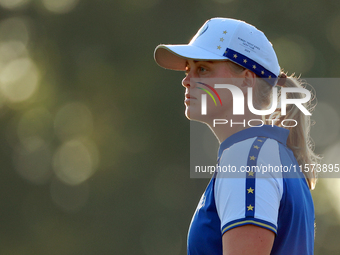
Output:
[185,107,211,124]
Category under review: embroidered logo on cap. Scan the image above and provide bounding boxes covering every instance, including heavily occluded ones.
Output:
[191,21,210,42]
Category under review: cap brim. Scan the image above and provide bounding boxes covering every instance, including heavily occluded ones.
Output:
[154,44,228,71]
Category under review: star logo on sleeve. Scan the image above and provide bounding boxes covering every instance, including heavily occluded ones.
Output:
[248,172,254,177]
[250,156,256,161]
[247,187,254,194]
[247,204,254,211]
[253,145,259,149]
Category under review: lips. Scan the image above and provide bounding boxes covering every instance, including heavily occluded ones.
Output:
[184,94,197,105]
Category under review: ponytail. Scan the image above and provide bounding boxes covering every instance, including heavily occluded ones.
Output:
[266,73,320,189]
[227,60,320,189]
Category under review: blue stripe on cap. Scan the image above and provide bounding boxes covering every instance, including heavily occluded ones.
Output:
[223,48,278,86]
[245,137,268,218]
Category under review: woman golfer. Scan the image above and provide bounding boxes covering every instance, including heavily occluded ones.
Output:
[154,18,318,255]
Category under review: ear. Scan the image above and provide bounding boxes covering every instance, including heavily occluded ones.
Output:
[241,69,256,94]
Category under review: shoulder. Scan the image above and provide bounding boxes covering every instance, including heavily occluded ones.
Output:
[218,136,283,172]
[214,136,285,235]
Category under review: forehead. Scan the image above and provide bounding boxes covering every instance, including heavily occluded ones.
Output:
[185,60,217,67]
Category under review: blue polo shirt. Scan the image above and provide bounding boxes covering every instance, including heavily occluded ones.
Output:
[187,125,314,254]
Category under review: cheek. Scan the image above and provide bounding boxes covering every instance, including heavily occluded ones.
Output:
[204,95,218,110]
[215,89,233,107]
[210,89,235,117]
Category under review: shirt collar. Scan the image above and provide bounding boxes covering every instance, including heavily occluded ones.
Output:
[217,125,289,161]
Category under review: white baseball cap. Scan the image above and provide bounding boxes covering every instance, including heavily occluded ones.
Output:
[154,18,280,86]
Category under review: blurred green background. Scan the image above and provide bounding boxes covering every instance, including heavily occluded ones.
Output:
[0,0,340,254]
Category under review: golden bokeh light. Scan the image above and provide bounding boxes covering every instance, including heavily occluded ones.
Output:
[54,102,93,141]
[321,178,340,220]
[41,0,80,14]
[0,57,40,102]
[17,107,53,151]
[13,144,52,185]
[53,139,98,185]
[0,0,30,9]
[327,14,340,53]
[322,140,340,179]
[0,41,28,68]
[12,108,54,184]
[0,17,39,103]
[0,17,29,45]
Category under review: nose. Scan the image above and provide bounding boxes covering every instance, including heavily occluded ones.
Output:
[182,70,196,88]
[182,74,190,88]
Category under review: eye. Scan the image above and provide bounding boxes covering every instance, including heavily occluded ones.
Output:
[198,66,207,74]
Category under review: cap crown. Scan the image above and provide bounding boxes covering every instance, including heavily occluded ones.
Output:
[154,17,280,85]
[190,18,280,83]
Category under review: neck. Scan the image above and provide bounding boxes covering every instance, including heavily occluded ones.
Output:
[207,111,259,144]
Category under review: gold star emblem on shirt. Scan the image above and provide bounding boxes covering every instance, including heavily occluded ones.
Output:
[243,59,247,63]
[220,37,224,42]
[217,45,221,50]
[233,54,237,58]
[268,75,272,79]
[247,204,254,211]
[223,30,227,34]
[253,145,259,149]
[252,65,256,69]
[250,156,256,160]
[257,139,263,142]
[261,70,264,75]
[248,172,254,177]
[247,187,254,194]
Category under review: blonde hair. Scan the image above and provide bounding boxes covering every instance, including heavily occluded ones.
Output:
[227,61,320,189]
